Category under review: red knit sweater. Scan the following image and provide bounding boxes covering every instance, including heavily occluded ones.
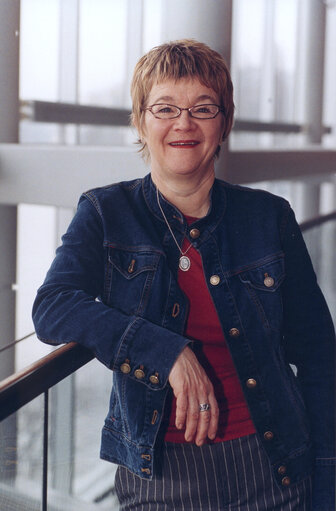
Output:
[164,226,256,443]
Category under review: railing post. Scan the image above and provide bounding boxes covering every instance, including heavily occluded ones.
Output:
[42,390,49,511]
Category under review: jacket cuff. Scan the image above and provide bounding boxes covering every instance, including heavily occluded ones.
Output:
[112,317,191,390]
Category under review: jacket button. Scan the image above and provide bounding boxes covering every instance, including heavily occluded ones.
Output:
[229,328,240,338]
[278,465,287,475]
[210,275,220,286]
[141,468,151,474]
[149,374,159,385]
[120,362,131,374]
[189,228,200,239]
[134,368,145,379]
[281,476,291,486]
[141,454,151,461]
[264,431,274,441]
[263,275,275,288]
[246,378,257,389]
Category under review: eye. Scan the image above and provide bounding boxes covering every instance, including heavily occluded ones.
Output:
[158,106,174,113]
[193,105,213,114]
[152,104,175,114]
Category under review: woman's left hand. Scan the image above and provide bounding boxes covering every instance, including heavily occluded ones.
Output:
[168,346,219,446]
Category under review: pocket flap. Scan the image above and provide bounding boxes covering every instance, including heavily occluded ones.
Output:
[108,249,160,279]
[238,257,285,292]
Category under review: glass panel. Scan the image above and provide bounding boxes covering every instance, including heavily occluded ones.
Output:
[231,0,303,149]
[20,0,60,102]
[78,0,127,108]
[76,0,131,147]
[20,0,61,144]
[0,360,118,509]
[16,204,60,369]
[78,125,132,146]
[47,359,119,509]
[303,219,336,324]
[0,396,44,511]
[323,3,336,148]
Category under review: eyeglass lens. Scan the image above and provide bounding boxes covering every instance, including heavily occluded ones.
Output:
[149,104,220,119]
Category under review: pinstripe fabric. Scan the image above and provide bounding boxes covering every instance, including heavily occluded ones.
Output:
[114,434,312,511]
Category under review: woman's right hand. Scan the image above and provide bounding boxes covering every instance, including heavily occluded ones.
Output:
[168,346,219,446]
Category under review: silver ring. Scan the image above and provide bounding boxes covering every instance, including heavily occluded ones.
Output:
[199,403,211,412]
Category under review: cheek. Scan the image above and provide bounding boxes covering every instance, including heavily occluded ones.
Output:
[145,123,167,148]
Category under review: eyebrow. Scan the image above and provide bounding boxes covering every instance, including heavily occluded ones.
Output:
[152,94,218,104]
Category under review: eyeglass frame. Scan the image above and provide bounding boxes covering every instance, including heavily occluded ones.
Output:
[144,103,225,120]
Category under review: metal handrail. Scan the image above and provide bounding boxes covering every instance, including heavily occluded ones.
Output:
[0,210,335,423]
[20,99,332,134]
[0,331,35,354]
[300,210,336,232]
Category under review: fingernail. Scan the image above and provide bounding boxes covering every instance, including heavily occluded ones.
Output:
[177,423,183,429]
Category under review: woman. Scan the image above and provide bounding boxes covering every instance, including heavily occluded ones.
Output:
[33,40,335,510]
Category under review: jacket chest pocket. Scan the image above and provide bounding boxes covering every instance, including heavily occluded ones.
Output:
[105,248,160,315]
[238,256,285,333]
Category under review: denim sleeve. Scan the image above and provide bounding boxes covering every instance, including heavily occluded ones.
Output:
[32,195,190,390]
[281,204,335,511]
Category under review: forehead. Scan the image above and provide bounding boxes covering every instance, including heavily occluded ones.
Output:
[147,78,219,105]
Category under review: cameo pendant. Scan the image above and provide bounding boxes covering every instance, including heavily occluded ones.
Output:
[179,255,191,272]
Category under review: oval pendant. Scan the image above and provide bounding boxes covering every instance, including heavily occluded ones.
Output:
[179,255,191,272]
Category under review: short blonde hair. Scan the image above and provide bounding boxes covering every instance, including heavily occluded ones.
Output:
[130,39,234,160]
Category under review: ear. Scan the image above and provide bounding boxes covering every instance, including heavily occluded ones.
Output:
[220,116,226,142]
[134,113,147,144]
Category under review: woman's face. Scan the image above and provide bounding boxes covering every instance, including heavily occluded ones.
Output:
[141,78,225,184]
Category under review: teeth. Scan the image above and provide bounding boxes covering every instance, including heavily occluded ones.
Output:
[170,142,197,146]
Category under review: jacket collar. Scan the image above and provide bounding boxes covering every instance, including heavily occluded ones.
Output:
[142,173,227,239]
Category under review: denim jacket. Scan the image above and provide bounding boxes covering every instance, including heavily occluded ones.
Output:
[33,174,335,510]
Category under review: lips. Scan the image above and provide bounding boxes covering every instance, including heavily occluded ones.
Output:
[169,140,200,147]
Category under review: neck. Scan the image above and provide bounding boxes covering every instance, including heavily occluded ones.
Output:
[152,171,215,218]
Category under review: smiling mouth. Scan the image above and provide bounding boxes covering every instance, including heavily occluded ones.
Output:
[169,141,199,147]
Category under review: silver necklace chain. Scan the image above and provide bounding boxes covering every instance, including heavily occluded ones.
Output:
[156,187,193,271]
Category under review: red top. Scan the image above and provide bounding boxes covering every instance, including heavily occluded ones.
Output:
[164,222,256,443]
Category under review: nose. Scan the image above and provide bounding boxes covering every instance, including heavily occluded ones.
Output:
[173,109,195,130]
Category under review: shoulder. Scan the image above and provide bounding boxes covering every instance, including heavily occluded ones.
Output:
[215,179,293,240]
[216,179,290,215]
[78,176,146,218]
[83,176,144,202]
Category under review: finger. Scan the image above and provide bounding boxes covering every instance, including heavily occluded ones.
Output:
[184,395,200,442]
[175,392,188,430]
[195,404,212,446]
[207,394,219,440]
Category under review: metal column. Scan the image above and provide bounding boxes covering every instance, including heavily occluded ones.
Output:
[0,0,20,480]
[305,0,326,145]
[301,0,327,220]
[0,0,19,381]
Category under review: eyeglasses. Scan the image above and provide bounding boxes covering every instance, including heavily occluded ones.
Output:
[145,103,224,120]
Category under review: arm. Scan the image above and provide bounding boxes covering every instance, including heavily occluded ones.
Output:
[281,205,335,511]
[32,195,190,390]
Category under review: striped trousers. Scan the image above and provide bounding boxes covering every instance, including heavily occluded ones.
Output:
[115,434,312,511]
